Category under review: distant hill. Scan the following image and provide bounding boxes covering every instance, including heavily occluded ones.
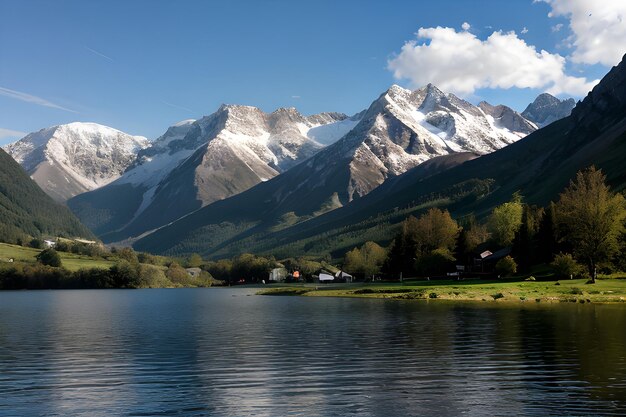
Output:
[0,148,95,243]
[134,54,626,259]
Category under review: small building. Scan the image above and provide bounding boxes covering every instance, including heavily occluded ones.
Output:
[335,270,353,283]
[269,267,288,282]
[186,267,202,278]
[474,248,512,274]
[318,272,335,283]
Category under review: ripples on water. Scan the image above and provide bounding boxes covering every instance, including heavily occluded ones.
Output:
[0,288,624,416]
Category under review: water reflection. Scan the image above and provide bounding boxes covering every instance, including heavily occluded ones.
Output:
[0,289,624,416]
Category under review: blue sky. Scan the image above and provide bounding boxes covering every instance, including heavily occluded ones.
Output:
[0,0,622,144]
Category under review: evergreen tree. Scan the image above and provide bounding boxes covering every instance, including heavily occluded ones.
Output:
[512,205,542,272]
[536,202,559,264]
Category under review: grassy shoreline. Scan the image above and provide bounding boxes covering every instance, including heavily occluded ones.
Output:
[257,278,626,304]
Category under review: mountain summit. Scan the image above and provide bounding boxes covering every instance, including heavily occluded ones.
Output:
[3,122,149,202]
[522,93,576,128]
[68,106,356,240]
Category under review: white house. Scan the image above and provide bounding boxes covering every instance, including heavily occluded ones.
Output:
[318,273,334,282]
[335,271,353,283]
[269,267,287,282]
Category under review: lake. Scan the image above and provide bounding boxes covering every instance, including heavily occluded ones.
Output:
[0,288,624,416]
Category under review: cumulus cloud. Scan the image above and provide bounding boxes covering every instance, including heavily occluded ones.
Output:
[461,22,471,31]
[387,26,598,96]
[539,0,626,66]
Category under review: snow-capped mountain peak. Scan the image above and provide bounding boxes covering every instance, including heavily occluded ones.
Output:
[4,122,149,201]
[70,104,360,241]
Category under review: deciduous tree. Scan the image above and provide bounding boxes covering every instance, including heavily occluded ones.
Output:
[555,167,626,282]
[488,193,523,247]
[344,241,387,279]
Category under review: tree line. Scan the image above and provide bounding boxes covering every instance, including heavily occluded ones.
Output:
[342,167,626,283]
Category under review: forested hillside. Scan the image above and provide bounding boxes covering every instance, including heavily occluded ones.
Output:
[0,149,95,243]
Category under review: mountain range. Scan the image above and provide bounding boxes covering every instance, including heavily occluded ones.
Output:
[64,83,541,246]
[133,54,626,259]
[67,107,356,240]
[2,82,578,255]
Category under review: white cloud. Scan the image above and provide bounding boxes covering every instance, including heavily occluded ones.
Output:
[539,0,626,66]
[0,86,77,113]
[461,22,471,31]
[387,26,598,96]
[521,27,529,34]
[551,23,564,32]
[0,127,26,142]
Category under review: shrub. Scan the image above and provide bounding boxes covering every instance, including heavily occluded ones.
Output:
[29,238,44,249]
[115,247,139,264]
[492,292,504,300]
[415,248,456,276]
[428,292,438,299]
[495,256,517,277]
[166,262,191,286]
[136,264,171,288]
[36,248,62,267]
[551,253,584,279]
[55,240,72,252]
[109,260,140,288]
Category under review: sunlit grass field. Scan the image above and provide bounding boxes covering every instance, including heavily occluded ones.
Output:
[0,243,115,271]
[258,278,626,303]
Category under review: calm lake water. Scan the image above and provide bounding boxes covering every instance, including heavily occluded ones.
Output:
[0,288,625,416]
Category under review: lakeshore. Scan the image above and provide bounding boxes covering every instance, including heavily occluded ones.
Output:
[257,278,626,304]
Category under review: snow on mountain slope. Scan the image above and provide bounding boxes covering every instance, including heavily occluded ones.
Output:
[70,84,537,245]
[318,83,537,201]
[307,117,360,145]
[4,122,149,202]
[68,106,356,241]
[130,84,541,257]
